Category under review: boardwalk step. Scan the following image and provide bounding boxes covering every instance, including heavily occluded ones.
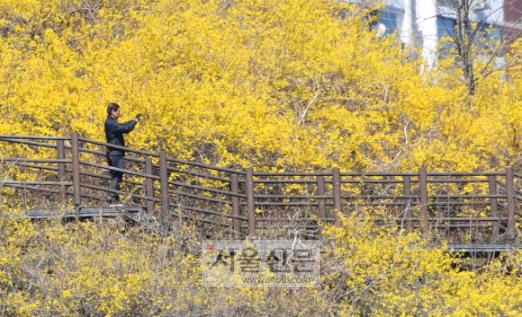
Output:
[444,243,522,253]
[23,207,142,220]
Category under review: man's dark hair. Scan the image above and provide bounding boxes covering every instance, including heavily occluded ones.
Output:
[107,103,120,116]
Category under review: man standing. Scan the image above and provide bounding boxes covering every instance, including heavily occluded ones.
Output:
[105,102,141,204]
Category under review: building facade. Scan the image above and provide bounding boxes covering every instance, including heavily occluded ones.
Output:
[373,0,522,66]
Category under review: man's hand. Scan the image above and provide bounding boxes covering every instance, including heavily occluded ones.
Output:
[135,114,142,122]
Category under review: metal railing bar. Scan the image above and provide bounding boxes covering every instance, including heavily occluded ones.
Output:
[2,184,61,193]
[0,138,57,148]
[253,195,333,199]
[324,202,411,207]
[254,218,335,221]
[340,179,405,184]
[403,217,505,221]
[79,183,160,203]
[253,172,333,177]
[251,179,330,184]
[79,160,161,180]
[165,189,232,205]
[16,163,60,171]
[1,158,69,163]
[250,224,327,229]
[250,217,506,222]
[427,172,504,176]
[338,179,490,184]
[72,169,154,188]
[73,146,146,164]
[2,181,73,186]
[75,169,152,188]
[344,202,406,206]
[496,180,506,186]
[79,183,125,197]
[74,170,111,181]
[167,180,247,198]
[166,157,244,175]
[116,193,161,203]
[78,137,160,157]
[425,179,489,183]
[240,202,320,206]
[0,135,69,140]
[431,223,494,228]
[78,138,242,175]
[342,172,419,177]
[76,192,110,202]
[427,194,505,199]
[168,203,247,220]
[170,213,234,227]
[167,166,231,182]
[341,195,415,199]
[74,146,241,175]
[376,222,496,229]
[428,201,500,205]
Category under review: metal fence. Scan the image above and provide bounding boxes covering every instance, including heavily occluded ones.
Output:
[1,133,521,242]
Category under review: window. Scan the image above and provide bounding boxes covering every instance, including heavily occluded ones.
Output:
[437,16,456,39]
[437,0,458,9]
[437,17,456,59]
[375,10,400,37]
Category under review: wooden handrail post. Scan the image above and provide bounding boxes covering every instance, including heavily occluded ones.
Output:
[160,151,169,234]
[71,132,81,209]
[488,175,499,242]
[419,167,429,234]
[56,139,66,205]
[332,168,342,226]
[231,175,241,237]
[317,175,326,223]
[403,175,412,231]
[506,167,515,239]
[145,157,154,213]
[245,168,256,235]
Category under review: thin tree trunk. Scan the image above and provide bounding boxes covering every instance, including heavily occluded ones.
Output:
[455,0,476,95]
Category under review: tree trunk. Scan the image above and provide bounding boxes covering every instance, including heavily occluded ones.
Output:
[455,0,476,95]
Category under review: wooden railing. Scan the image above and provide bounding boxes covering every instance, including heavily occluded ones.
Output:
[1,133,521,242]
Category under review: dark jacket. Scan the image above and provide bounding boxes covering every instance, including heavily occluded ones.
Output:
[105,116,138,156]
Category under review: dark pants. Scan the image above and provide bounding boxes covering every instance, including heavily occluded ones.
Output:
[108,155,124,203]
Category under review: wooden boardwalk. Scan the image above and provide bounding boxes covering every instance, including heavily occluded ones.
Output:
[2,133,522,253]
[22,206,142,220]
[445,243,522,253]
[4,207,520,254]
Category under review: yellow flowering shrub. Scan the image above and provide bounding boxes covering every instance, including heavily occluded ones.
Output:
[1,0,521,173]
[0,213,521,316]
[2,0,522,315]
